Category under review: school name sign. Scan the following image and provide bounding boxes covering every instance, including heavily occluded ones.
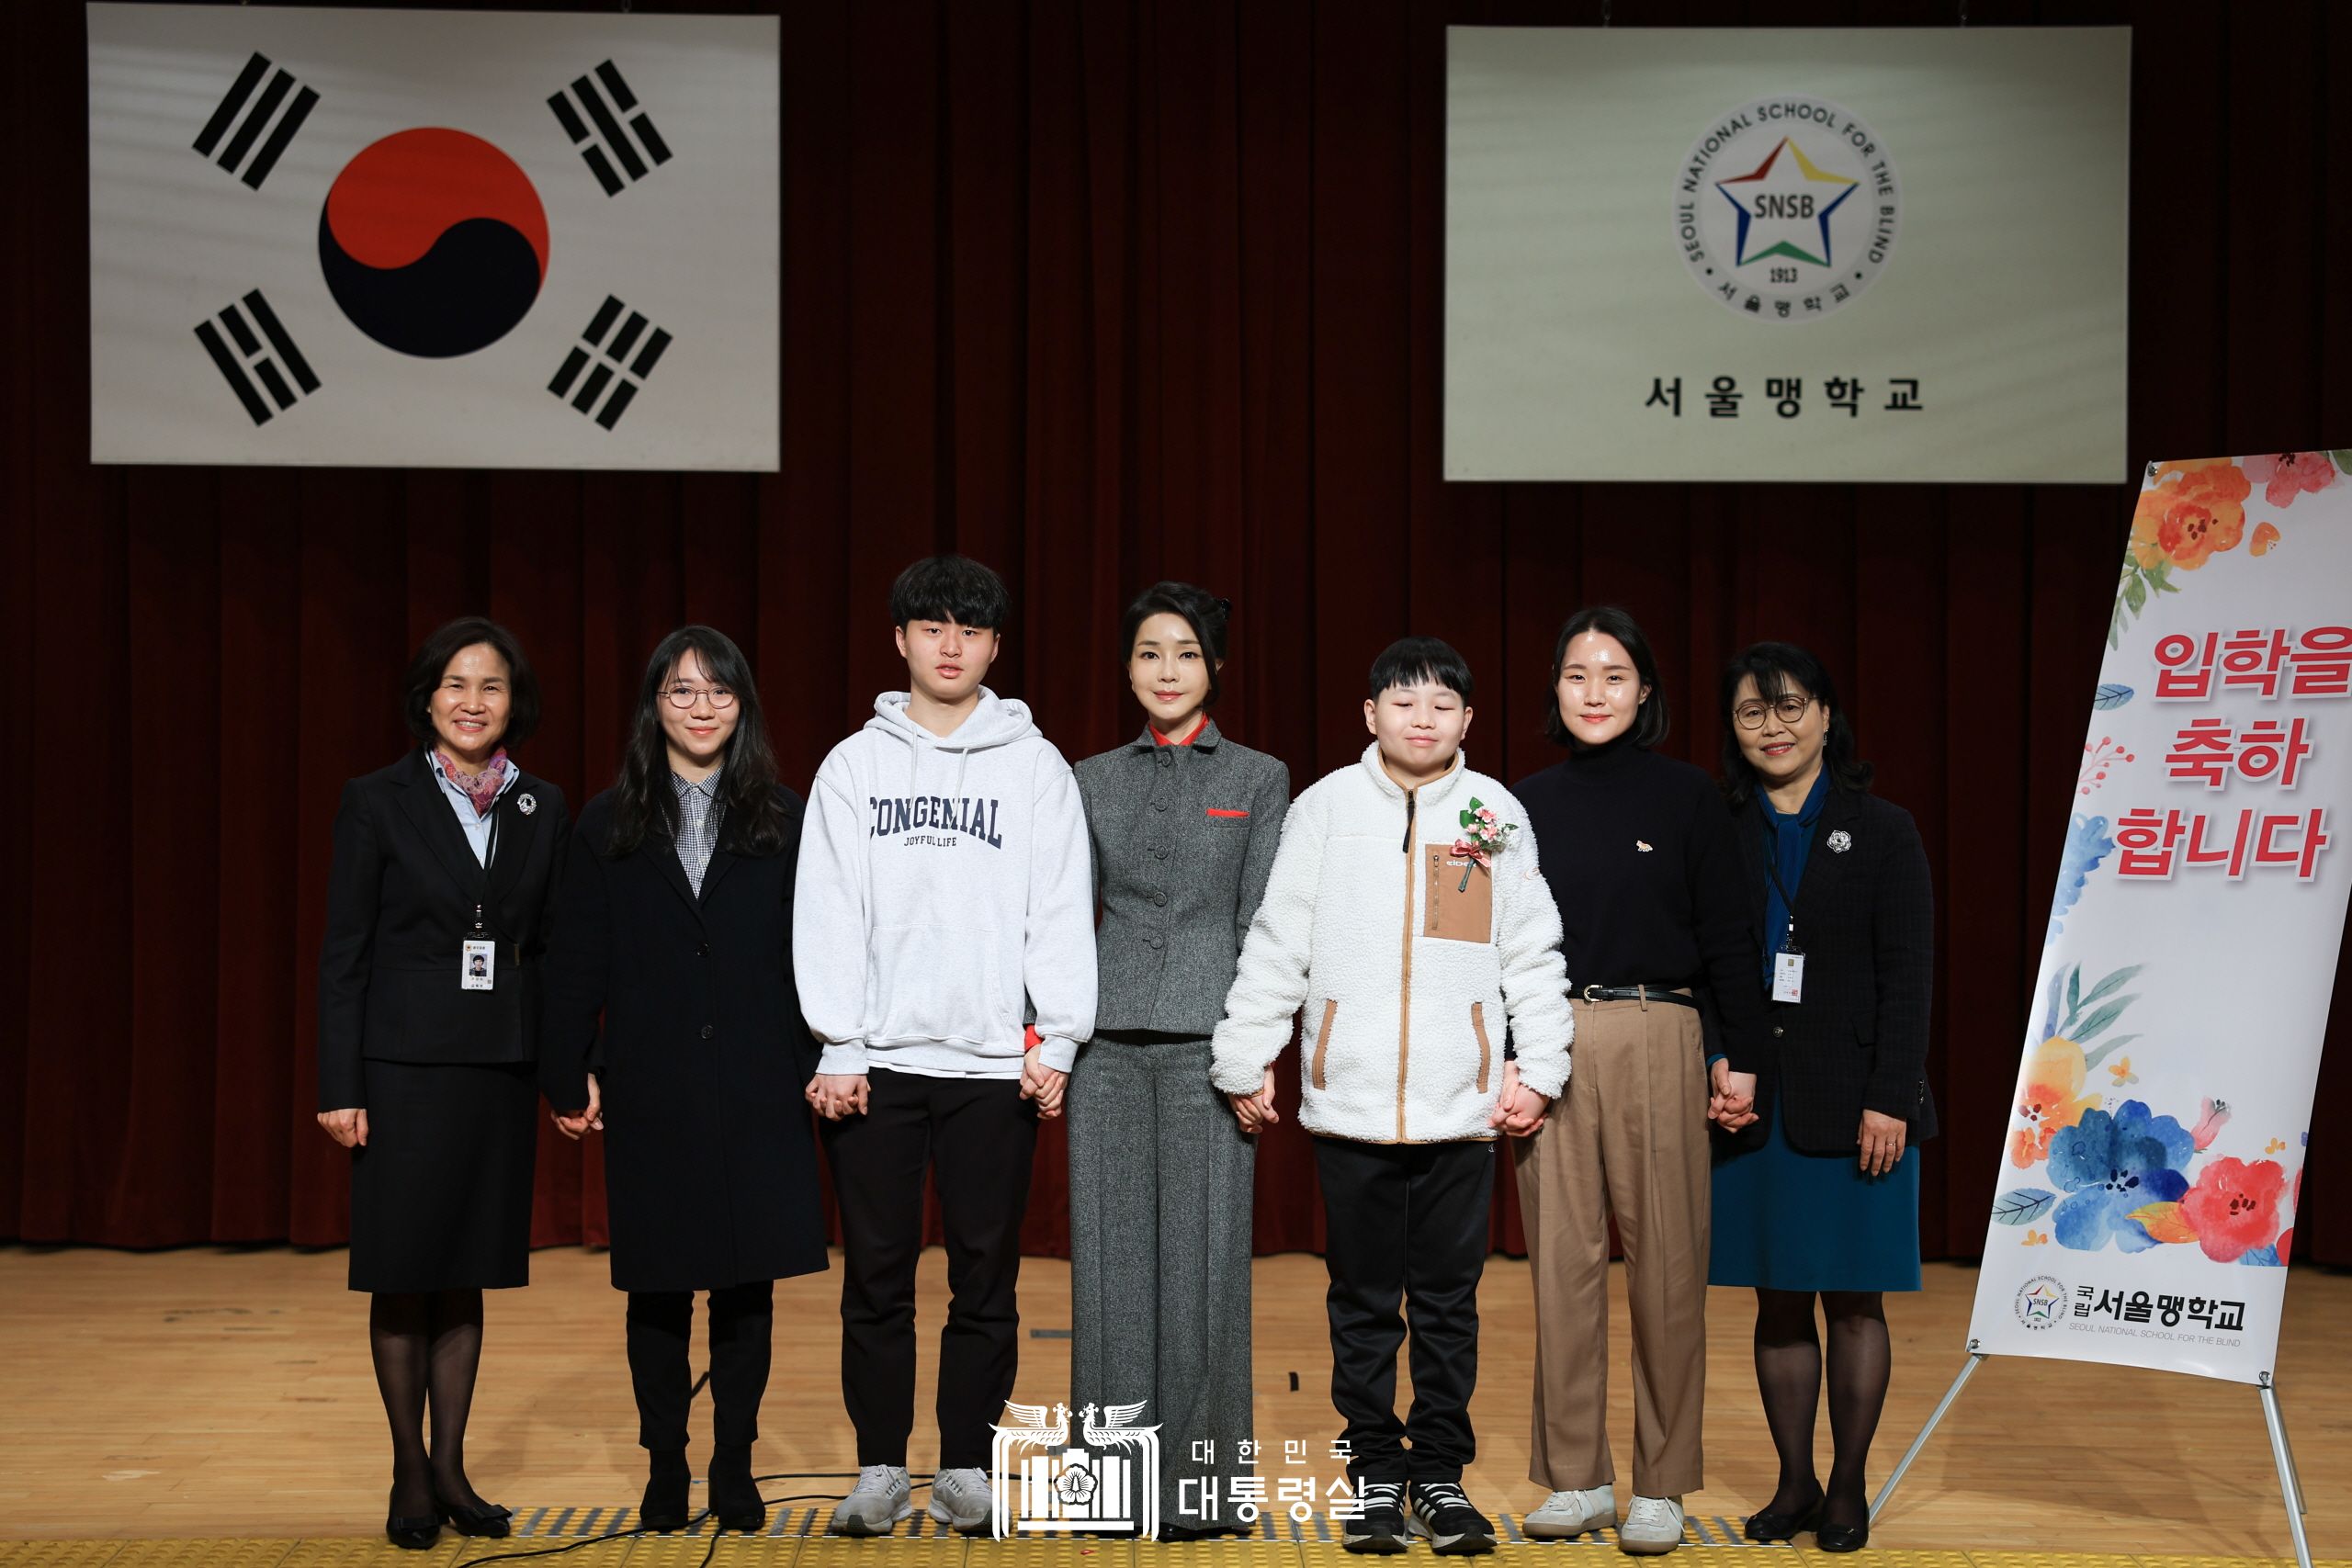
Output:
[1444,27,2129,482]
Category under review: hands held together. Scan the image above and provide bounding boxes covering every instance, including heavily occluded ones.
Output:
[1707,1058,1758,1132]
[800,1056,1069,1122]
[1227,1062,1553,1138]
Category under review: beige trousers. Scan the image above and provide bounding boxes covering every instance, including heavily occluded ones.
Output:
[1511,992,1710,1498]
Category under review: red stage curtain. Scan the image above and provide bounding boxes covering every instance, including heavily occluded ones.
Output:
[5,0,2348,1266]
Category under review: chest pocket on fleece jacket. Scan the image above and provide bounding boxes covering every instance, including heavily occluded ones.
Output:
[1423,847,1493,944]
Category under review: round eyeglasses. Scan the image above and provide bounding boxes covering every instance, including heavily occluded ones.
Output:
[1733,694,1813,730]
[664,683,737,710]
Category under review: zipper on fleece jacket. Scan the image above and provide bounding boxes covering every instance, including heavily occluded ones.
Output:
[1396,786,1416,1143]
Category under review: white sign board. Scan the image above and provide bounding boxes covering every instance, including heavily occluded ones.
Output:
[1445,28,2130,483]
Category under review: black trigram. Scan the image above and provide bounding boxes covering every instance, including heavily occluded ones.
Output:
[548,62,673,197]
[191,51,319,190]
[548,296,671,430]
[194,291,320,426]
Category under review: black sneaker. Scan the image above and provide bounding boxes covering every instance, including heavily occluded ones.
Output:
[1343,1479,1409,1554]
[1407,1481,1497,1555]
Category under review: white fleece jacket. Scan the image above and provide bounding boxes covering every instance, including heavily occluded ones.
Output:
[793,690,1097,1077]
[1211,744,1572,1143]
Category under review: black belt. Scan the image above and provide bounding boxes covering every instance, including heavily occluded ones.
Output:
[1575,984,1696,1008]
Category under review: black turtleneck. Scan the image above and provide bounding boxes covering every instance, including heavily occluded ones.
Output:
[1514,738,1770,1073]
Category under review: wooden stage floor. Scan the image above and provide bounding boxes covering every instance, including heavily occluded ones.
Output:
[0,1245,2343,1562]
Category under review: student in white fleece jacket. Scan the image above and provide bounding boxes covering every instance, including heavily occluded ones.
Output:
[793,555,1096,1540]
[1212,637,1572,1557]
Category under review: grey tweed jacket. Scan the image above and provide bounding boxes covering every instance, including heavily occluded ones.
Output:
[1075,720,1291,1036]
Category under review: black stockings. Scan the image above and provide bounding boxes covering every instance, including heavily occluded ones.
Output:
[1752,1289,1889,1533]
[369,1289,489,1519]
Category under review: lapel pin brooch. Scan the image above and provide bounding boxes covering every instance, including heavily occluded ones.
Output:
[517,794,537,816]
[1635,840,1654,853]
[1827,829,1851,853]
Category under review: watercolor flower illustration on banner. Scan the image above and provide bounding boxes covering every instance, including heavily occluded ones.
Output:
[1996,963,2293,1264]
[2007,963,2138,1166]
[2046,812,2117,945]
[2109,457,2256,648]
[2242,451,2339,509]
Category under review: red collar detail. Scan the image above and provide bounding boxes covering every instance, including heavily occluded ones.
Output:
[1152,715,1209,747]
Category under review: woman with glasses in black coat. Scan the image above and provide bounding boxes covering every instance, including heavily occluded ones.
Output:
[542,626,828,1538]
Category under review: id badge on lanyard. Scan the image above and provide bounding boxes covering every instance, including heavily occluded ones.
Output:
[460,812,500,992]
[1772,930,1805,1004]
[1763,822,1804,1004]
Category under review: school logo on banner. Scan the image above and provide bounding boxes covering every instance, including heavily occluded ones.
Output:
[88,5,778,470]
[1673,95,1901,323]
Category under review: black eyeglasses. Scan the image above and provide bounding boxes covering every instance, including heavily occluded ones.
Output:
[664,683,737,710]
[1733,694,1813,730]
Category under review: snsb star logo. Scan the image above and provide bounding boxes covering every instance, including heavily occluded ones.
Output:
[1674,95,1900,322]
[2015,1274,2066,1331]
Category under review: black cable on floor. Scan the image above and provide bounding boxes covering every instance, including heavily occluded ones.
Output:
[454,1489,857,1564]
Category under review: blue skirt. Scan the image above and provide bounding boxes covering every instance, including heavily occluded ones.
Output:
[1709,1090,1921,1293]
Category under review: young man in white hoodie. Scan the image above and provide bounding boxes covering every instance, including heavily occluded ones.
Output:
[794,555,1097,1538]
[1212,637,1574,1557]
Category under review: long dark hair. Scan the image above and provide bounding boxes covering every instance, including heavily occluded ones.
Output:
[1119,581,1232,708]
[605,626,792,857]
[1544,604,1668,748]
[1717,640,1875,807]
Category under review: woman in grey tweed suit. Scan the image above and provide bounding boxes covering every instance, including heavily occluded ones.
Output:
[1070,582,1290,1540]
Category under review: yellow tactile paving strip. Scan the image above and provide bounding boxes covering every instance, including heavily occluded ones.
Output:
[3,1536,2347,1568]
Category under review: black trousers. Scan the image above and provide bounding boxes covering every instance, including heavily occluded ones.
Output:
[1312,1135,1495,1484]
[625,1280,775,1452]
[819,1067,1038,1470]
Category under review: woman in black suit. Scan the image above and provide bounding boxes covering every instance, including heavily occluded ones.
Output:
[1706,642,1935,1553]
[542,626,828,1536]
[315,616,570,1551]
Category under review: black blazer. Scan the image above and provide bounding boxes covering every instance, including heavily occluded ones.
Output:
[316,749,570,1111]
[538,785,827,1293]
[1734,784,1937,1155]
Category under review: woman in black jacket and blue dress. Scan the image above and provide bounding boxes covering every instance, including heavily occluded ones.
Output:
[541,626,829,1537]
[1708,642,1936,1554]
[1068,583,1290,1540]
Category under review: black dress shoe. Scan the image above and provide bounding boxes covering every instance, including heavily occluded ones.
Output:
[385,1515,440,1551]
[435,1495,514,1539]
[1742,1494,1824,1542]
[1815,1518,1870,1552]
[709,1444,767,1533]
[640,1449,692,1532]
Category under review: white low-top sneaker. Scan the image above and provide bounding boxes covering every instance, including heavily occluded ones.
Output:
[828,1464,913,1536]
[1521,1484,1618,1540]
[1616,1495,1685,1555]
[928,1466,995,1537]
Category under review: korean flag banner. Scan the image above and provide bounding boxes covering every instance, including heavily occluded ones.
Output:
[87,4,778,471]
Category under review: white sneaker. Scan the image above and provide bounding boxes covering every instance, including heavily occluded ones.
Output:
[1616,1495,1685,1555]
[928,1466,995,1537]
[828,1464,912,1536]
[1521,1484,1618,1540]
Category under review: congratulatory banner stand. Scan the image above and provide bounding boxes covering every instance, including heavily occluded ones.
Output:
[1878,450,2352,1566]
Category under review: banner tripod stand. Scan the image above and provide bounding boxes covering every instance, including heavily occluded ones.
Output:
[1870,1342,2312,1568]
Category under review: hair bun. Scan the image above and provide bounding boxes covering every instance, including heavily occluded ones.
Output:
[1215,597,1233,615]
